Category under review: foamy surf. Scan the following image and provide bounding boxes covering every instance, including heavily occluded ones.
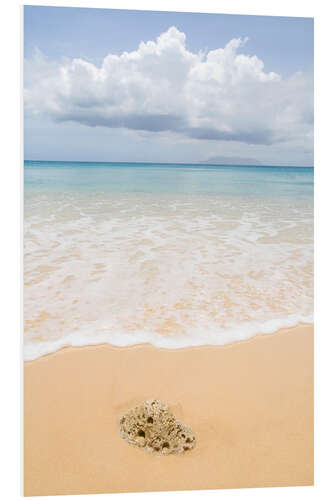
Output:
[24,162,313,361]
[24,314,313,361]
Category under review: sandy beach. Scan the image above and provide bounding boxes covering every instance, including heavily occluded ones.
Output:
[24,324,313,496]
[23,9,314,497]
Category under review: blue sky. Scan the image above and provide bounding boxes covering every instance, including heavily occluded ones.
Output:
[24,6,314,165]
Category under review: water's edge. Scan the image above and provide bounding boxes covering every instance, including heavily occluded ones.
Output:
[24,315,313,361]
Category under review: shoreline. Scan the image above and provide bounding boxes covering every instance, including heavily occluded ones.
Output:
[24,321,314,363]
[24,324,313,496]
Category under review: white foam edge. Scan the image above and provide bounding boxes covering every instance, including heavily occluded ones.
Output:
[24,313,313,361]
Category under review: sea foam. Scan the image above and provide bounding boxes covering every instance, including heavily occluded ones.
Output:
[24,314,313,361]
[24,189,313,361]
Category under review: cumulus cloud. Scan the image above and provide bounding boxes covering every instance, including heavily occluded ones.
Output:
[24,26,313,146]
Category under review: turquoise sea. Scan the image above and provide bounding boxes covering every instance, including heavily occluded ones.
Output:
[24,161,314,360]
[25,160,313,196]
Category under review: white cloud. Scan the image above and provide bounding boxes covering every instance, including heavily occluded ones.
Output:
[24,26,313,147]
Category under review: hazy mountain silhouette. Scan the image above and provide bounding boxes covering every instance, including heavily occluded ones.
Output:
[201,155,262,166]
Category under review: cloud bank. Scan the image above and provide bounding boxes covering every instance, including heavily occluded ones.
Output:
[24,26,313,147]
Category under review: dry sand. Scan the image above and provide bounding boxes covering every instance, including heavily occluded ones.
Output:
[24,325,313,496]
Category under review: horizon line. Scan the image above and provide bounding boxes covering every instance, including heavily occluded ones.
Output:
[24,159,314,168]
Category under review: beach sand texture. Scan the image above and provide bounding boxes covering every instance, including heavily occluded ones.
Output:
[24,324,313,496]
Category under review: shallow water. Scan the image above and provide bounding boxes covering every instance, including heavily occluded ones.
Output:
[24,161,313,360]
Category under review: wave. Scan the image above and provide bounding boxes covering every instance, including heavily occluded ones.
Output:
[24,190,313,362]
[24,314,313,361]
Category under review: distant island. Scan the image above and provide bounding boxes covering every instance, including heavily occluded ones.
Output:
[200,155,262,166]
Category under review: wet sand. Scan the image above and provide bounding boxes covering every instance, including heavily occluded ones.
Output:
[24,325,313,496]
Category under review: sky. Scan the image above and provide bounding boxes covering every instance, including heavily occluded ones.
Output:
[24,6,314,165]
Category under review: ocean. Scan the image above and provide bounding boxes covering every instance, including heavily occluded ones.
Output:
[24,161,314,360]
